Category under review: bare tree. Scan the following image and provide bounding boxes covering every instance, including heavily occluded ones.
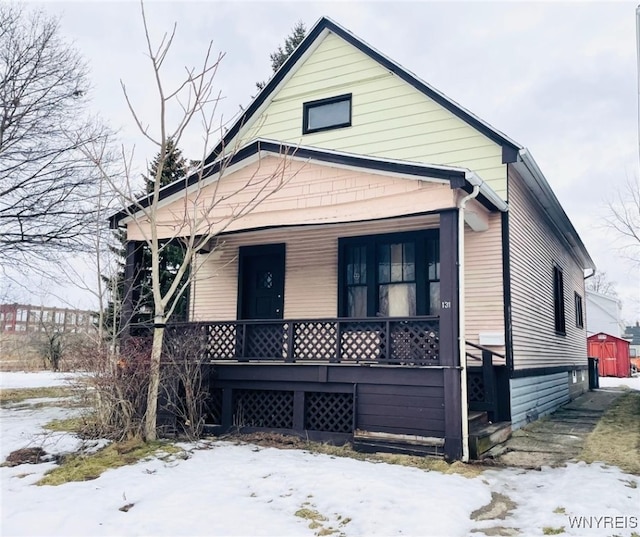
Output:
[585,270,618,297]
[0,4,110,264]
[604,176,640,266]
[81,3,295,441]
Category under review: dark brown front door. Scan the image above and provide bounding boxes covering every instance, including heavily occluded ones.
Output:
[239,245,285,320]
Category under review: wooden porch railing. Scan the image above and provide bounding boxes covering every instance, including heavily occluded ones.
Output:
[159,317,440,366]
[466,341,505,421]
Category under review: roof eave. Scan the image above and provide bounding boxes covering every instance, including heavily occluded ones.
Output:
[109,138,508,228]
[514,149,595,271]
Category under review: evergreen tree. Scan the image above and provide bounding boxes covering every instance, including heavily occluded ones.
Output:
[102,227,127,339]
[102,139,190,339]
[140,138,190,323]
[256,21,307,91]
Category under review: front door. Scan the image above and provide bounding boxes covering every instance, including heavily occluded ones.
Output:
[239,245,285,320]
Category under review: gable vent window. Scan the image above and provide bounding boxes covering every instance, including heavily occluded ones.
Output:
[303,94,351,134]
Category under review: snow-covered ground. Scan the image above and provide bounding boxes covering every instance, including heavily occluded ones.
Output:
[598,375,640,391]
[0,371,79,389]
[1,372,638,537]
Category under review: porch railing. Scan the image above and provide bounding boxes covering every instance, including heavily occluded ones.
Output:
[466,341,505,421]
[163,317,440,365]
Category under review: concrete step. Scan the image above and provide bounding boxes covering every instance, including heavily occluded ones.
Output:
[469,422,512,459]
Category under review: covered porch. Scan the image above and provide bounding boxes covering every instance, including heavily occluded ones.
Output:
[119,143,511,460]
[155,314,508,460]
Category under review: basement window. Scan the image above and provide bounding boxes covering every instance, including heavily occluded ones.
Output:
[553,265,566,334]
[303,94,352,134]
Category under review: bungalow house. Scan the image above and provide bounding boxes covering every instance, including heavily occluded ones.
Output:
[111,17,594,460]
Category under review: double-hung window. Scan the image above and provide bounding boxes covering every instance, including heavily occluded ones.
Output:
[378,242,416,316]
[340,231,439,318]
[345,245,367,317]
[574,292,584,329]
[553,265,566,334]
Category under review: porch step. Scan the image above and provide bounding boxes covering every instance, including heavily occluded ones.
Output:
[468,411,489,427]
[353,430,445,457]
[468,421,512,459]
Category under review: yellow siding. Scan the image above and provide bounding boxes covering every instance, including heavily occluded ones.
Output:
[126,156,456,241]
[464,213,505,362]
[508,167,587,369]
[240,32,507,198]
[191,215,440,320]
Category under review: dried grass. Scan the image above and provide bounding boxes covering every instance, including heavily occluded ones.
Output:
[36,439,183,486]
[579,391,640,475]
[0,386,76,406]
[229,432,484,477]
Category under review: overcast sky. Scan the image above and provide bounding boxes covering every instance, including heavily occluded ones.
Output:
[11,0,640,322]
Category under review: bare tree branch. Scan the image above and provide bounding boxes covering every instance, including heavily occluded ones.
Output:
[0,4,113,262]
[76,1,300,441]
[604,175,640,266]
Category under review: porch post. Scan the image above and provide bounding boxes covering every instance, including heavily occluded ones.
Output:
[439,210,463,460]
[122,240,144,339]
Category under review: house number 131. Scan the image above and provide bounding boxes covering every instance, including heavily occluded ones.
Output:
[441,301,451,309]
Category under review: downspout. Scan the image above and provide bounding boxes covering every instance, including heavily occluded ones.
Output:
[457,185,480,463]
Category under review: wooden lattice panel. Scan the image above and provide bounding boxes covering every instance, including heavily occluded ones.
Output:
[340,321,386,361]
[304,392,353,433]
[388,321,439,365]
[245,324,286,359]
[467,372,485,403]
[205,323,239,360]
[233,389,294,429]
[293,321,337,361]
[205,388,223,425]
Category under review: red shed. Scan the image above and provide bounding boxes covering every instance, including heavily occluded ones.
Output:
[588,333,631,378]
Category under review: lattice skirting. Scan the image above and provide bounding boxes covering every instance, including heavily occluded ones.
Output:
[304,392,353,433]
[206,388,223,425]
[205,388,354,434]
[233,389,295,429]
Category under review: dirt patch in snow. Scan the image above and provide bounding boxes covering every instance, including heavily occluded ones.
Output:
[471,492,517,521]
[3,447,49,466]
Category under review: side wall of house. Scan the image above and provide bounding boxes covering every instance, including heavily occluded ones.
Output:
[510,369,589,430]
[464,212,505,360]
[242,32,508,198]
[508,166,588,370]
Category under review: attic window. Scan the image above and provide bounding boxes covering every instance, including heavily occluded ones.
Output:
[303,94,351,134]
